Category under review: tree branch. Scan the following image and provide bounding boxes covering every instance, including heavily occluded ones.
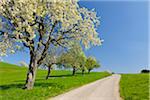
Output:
[60,24,77,34]
[37,21,58,65]
[36,18,45,51]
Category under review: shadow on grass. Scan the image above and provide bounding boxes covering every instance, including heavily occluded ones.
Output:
[49,72,89,79]
[76,72,89,75]
[48,74,73,78]
[48,73,89,78]
[0,73,88,90]
[0,82,62,90]
[0,83,24,90]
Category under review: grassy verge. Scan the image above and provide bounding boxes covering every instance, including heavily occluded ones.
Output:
[120,74,149,100]
[0,62,111,100]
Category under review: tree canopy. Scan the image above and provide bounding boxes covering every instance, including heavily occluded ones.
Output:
[85,56,100,73]
[0,0,101,57]
[0,0,102,89]
[58,43,84,70]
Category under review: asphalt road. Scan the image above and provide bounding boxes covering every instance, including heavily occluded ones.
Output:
[51,74,121,100]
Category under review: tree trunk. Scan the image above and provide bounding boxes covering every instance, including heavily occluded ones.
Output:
[82,69,85,75]
[88,69,91,74]
[46,65,51,80]
[72,66,76,76]
[23,56,38,90]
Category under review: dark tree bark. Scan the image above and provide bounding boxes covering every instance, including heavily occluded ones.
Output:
[23,47,39,90]
[72,66,76,76]
[46,65,52,80]
[88,69,92,74]
[23,57,38,90]
[23,22,57,90]
[82,69,85,75]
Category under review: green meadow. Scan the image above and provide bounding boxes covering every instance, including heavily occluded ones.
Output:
[120,74,149,100]
[0,62,111,100]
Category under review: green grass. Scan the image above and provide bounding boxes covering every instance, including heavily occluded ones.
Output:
[0,62,111,100]
[120,74,149,100]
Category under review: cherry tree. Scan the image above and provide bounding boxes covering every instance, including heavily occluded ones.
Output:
[77,51,87,75]
[85,56,101,74]
[42,46,64,79]
[0,0,102,89]
[58,43,85,75]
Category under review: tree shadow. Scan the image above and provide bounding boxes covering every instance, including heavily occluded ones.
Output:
[13,74,73,83]
[0,83,24,90]
[48,73,89,78]
[76,72,89,75]
[0,73,87,90]
[48,74,73,78]
[0,82,62,90]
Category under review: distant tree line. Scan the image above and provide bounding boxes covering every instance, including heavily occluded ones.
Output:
[42,43,101,79]
[141,69,150,73]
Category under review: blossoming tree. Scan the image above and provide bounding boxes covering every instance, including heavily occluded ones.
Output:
[58,43,84,75]
[85,56,101,74]
[42,46,64,79]
[0,0,102,89]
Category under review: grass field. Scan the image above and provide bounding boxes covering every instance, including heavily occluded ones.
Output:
[0,62,111,100]
[120,74,149,100]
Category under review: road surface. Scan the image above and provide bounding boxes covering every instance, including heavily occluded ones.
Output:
[51,74,121,100]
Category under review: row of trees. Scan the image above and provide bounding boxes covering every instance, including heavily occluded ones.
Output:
[0,0,102,89]
[43,43,100,79]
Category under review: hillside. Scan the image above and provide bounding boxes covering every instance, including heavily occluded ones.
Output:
[0,62,111,100]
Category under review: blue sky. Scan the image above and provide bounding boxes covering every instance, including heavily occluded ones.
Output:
[1,1,149,73]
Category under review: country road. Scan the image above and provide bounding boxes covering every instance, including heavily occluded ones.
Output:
[51,74,121,100]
